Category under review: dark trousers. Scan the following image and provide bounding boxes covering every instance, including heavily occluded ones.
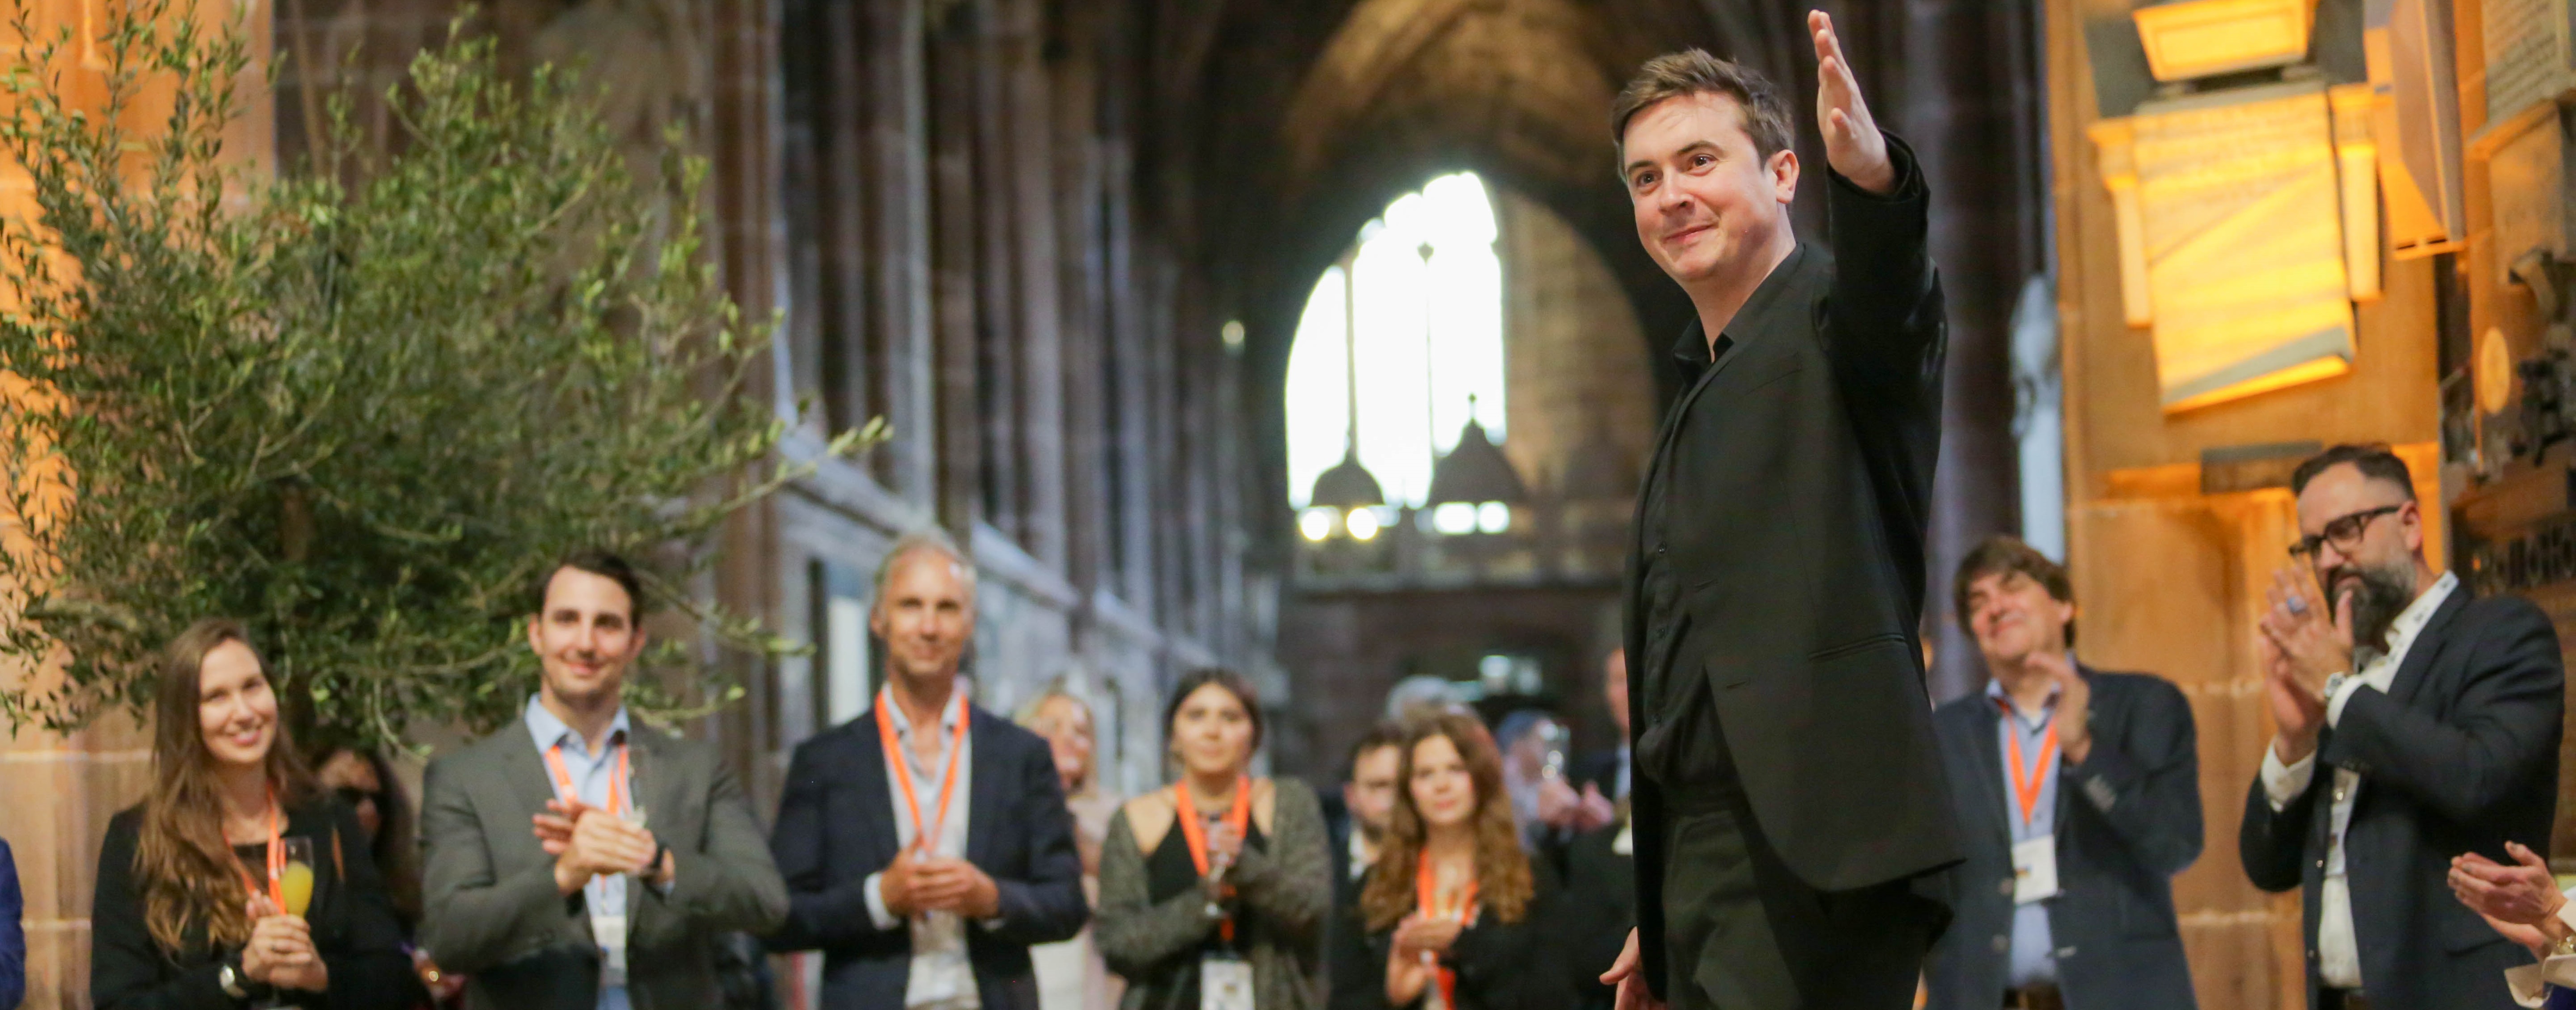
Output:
[1660,800,1939,1010]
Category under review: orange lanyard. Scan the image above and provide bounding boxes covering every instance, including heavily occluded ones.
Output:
[1174,776,1252,941]
[542,737,632,816]
[1414,850,1479,1009]
[234,789,284,911]
[1997,701,2059,829]
[877,687,969,853]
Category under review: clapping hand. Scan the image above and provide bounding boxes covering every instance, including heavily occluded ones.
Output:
[539,799,660,894]
[2452,841,2568,960]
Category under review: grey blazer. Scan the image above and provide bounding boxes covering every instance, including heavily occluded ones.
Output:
[420,720,789,1010]
[1095,779,1332,1010]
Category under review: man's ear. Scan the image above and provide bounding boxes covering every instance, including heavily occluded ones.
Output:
[1771,148,1800,205]
[526,614,545,654]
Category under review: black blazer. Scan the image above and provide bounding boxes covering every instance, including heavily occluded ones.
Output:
[1558,823,1635,1010]
[765,704,1088,1010]
[92,799,419,1010]
[1330,863,1575,1010]
[1924,668,2201,1010]
[1622,135,1961,998]
[2240,588,2563,1010]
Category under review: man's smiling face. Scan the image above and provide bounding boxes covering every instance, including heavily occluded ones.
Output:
[1623,91,1798,288]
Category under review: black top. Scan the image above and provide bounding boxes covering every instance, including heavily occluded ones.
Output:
[1621,134,1963,999]
[92,799,420,1010]
[1330,859,1574,1010]
[1136,816,1267,991]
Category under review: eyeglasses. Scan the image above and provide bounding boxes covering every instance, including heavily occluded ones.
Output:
[335,785,383,809]
[2288,503,2404,559]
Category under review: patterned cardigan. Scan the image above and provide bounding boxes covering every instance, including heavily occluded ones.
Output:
[1095,778,1333,1010]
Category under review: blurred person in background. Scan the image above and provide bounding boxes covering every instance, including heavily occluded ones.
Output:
[1328,724,1409,1010]
[1337,712,1572,1010]
[310,737,467,1007]
[1020,686,1124,1010]
[0,835,21,1010]
[1095,669,1331,1010]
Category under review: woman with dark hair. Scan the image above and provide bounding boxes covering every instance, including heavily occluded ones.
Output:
[1333,712,1571,1010]
[308,739,463,1006]
[1096,669,1333,1009]
[90,619,417,1009]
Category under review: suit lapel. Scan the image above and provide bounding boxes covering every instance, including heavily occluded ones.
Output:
[2386,588,2469,707]
[1968,699,2015,848]
[629,728,686,831]
[505,730,563,828]
[853,711,902,867]
[965,707,1004,867]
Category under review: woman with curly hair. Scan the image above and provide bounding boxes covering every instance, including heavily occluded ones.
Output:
[1333,712,1571,1010]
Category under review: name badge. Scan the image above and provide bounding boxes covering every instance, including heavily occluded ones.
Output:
[590,911,628,986]
[1201,954,1254,1010]
[2011,837,2059,904]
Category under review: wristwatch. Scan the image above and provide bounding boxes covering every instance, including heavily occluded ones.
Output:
[218,952,250,1000]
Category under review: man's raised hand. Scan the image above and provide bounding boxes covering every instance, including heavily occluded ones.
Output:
[1810,10,1893,194]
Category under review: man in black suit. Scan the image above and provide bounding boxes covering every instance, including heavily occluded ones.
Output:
[2242,444,2563,1010]
[766,529,1088,1010]
[1599,17,1961,1010]
[1925,537,2201,1010]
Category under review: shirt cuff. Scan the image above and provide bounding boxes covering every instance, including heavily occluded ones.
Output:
[2508,963,2547,1008]
[863,872,901,931]
[2260,742,2317,812]
[2325,673,2370,727]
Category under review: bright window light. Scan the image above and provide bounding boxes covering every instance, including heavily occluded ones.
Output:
[1282,173,1505,510]
[1346,507,1382,540]
[1477,502,1511,533]
[1298,508,1336,542]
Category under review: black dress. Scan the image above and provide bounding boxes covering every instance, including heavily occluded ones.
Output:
[1129,816,1269,1004]
[92,799,421,1010]
[1332,859,1575,1010]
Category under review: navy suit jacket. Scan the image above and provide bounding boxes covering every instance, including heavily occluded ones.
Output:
[2241,590,2563,1010]
[766,703,1087,1010]
[0,836,21,1010]
[1924,668,2201,1010]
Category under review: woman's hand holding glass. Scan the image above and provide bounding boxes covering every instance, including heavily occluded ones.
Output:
[242,892,327,992]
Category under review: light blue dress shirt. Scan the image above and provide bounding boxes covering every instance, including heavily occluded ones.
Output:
[524,695,634,1010]
[1987,678,2062,988]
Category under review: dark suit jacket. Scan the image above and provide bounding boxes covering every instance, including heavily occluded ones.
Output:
[93,800,418,1010]
[1621,135,1961,999]
[766,704,1087,1010]
[419,724,789,1010]
[1924,668,2201,1010]
[0,836,19,1010]
[2240,589,2563,1010]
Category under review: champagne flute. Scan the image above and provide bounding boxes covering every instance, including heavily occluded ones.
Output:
[1201,811,1232,919]
[277,837,316,918]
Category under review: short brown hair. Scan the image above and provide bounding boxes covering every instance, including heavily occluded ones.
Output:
[1952,535,2075,647]
[1610,49,1794,161]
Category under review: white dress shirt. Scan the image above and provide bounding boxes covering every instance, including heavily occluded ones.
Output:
[2260,571,2457,992]
[863,690,981,1010]
[2505,893,2576,1007]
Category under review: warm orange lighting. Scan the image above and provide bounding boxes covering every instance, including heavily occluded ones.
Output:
[2133,0,2317,82]
[2162,355,2353,414]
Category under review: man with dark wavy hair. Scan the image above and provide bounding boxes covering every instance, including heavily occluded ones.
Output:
[1598,14,1961,1010]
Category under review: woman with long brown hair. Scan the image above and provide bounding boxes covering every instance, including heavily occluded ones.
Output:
[90,619,416,1008]
[1332,712,1571,1010]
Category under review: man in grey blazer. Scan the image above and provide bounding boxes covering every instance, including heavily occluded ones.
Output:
[421,550,788,1010]
[1925,537,2201,1010]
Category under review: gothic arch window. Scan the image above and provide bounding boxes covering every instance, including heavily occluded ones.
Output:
[1285,172,1507,539]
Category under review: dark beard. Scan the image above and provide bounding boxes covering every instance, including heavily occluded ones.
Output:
[2336,562,2419,652]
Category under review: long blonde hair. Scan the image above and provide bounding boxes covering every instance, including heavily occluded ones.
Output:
[1358,712,1534,930]
[1016,687,1099,797]
[135,619,317,952]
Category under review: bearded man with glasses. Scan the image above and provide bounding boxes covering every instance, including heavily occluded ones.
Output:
[2240,443,2564,1010]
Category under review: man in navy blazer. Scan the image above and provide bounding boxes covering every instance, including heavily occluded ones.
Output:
[2242,444,2563,1010]
[767,529,1086,1010]
[1925,537,2201,1010]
